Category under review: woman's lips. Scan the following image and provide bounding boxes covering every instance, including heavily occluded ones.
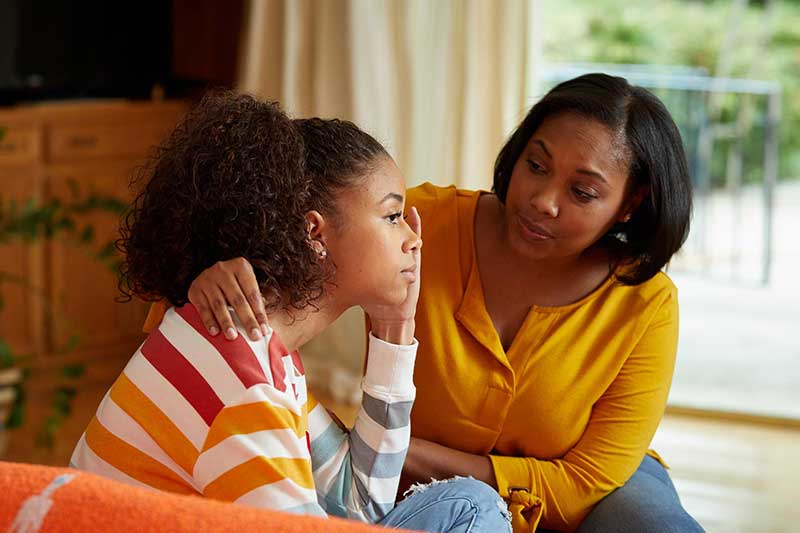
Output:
[516,214,554,241]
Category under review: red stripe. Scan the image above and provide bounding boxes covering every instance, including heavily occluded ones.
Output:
[140,329,223,426]
[175,304,268,388]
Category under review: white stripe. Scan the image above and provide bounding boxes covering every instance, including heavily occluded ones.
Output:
[235,477,319,511]
[312,437,349,493]
[94,395,197,488]
[70,434,153,491]
[159,308,247,403]
[353,409,411,454]
[351,461,400,506]
[194,429,310,489]
[226,382,304,414]
[124,354,208,450]
[307,401,336,440]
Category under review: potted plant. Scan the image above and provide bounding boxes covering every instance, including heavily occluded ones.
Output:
[0,125,127,453]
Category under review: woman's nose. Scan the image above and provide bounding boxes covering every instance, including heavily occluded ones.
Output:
[530,187,560,218]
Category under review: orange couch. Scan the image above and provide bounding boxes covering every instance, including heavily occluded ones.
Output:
[0,461,405,532]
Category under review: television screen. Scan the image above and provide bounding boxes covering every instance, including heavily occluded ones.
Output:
[0,0,172,102]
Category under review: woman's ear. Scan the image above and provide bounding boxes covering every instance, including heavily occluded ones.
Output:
[620,185,648,223]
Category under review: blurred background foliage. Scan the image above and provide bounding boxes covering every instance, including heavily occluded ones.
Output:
[541,0,800,184]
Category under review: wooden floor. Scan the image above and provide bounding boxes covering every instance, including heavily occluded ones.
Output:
[651,413,800,533]
[322,396,800,533]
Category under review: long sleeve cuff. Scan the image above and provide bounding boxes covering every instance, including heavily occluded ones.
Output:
[489,454,536,498]
[362,332,418,398]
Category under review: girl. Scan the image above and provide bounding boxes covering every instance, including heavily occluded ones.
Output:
[71,92,510,533]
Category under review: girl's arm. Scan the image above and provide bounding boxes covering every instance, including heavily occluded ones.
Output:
[308,333,417,522]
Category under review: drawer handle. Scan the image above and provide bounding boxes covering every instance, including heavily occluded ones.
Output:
[67,136,99,148]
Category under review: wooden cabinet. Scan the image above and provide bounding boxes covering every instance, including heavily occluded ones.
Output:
[0,100,188,464]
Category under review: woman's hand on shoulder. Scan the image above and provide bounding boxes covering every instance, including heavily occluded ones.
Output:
[363,207,422,345]
[187,257,269,341]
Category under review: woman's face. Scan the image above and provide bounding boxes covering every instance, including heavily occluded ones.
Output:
[503,112,638,263]
[320,157,420,308]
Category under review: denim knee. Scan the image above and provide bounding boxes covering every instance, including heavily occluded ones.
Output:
[403,476,512,533]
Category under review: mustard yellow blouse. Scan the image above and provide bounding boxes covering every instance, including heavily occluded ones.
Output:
[407,183,678,532]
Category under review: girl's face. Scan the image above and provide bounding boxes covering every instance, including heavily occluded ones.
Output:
[316,157,420,308]
[503,112,641,263]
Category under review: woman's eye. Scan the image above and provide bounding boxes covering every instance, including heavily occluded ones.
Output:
[386,212,403,224]
[526,159,546,173]
[573,188,598,202]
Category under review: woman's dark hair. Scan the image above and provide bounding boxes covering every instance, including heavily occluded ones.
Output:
[493,73,693,285]
[118,91,389,312]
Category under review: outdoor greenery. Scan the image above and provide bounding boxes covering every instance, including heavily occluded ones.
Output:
[540,0,800,183]
[0,126,127,448]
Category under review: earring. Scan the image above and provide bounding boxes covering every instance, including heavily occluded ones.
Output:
[319,249,327,259]
[622,213,632,222]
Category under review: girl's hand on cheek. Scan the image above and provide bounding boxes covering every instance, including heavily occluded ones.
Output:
[364,207,422,345]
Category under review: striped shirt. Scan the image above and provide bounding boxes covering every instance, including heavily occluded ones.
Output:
[70,304,417,521]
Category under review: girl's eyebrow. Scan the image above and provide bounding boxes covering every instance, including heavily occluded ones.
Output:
[379,193,404,204]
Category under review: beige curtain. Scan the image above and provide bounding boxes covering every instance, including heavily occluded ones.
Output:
[237,0,537,395]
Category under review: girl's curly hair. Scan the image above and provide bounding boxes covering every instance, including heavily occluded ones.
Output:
[118,91,392,314]
[119,91,323,312]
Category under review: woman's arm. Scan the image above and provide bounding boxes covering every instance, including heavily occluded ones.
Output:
[402,437,496,489]
[405,292,679,531]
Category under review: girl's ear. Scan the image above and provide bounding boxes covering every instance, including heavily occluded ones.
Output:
[305,210,327,239]
[305,210,329,257]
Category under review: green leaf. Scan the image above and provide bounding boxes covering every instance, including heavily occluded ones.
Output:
[0,340,14,368]
[79,225,95,244]
[60,364,85,379]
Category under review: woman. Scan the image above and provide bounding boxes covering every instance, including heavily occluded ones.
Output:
[152,75,703,532]
[71,92,510,533]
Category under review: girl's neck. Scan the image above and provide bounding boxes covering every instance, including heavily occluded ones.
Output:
[266,297,347,353]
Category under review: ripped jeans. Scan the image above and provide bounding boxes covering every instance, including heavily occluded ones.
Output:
[377,477,512,533]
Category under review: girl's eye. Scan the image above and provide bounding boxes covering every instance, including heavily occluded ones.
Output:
[527,159,546,174]
[386,212,403,224]
[573,188,598,202]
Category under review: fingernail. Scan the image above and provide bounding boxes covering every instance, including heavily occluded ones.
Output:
[209,326,219,336]
[250,328,262,341]
[225,327,238,340]
[261,323,270,336]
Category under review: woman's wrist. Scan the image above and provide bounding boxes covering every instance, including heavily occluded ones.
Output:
[371,319,415,345]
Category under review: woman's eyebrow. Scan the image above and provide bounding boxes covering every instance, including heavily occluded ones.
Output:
[532,139,552,159]
[576,168,609,185]
[379,192,404,204]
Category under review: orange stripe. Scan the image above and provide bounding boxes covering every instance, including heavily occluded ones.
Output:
[203,401,306,452]
[85,416,197,495]
[110,373,199,476]
[203,456,314,501]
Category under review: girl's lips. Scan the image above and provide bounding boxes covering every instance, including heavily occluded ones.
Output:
[400,270,417,283]
[516,214,554,241]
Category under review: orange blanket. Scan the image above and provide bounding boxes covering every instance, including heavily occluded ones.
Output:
[0,461,401,532]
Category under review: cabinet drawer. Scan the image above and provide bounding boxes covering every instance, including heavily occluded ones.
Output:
[48,122,173,162]
[0,126,41,166]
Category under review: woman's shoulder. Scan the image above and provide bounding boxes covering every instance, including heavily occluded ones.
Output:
[605,270,679,317]
[407,182,481,214]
